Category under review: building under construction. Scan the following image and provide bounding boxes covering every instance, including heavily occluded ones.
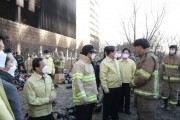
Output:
[0,0,76,58]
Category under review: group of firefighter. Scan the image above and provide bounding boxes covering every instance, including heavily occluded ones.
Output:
[71,38,180,120]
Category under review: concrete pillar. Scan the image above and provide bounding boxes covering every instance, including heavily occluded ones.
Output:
[75,49,77,59]
[17,43,21,54]
[16,6,21,22]
[39,45,42,56]
[55,47,58,52]
[66,48,69,60]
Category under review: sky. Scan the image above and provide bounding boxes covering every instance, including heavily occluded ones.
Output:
[99,0,180,46]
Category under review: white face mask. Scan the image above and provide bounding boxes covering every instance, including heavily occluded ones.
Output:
[169,50,176,55]
[45,55,50,58]
[42,65,49,74]
[91,53,96,60]
[0,51,7,68]
[115,53,122,59]
[8,64,17,77]
[122,54,129,59]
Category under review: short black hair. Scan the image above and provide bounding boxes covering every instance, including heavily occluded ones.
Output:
[0,32,8,41]
[32,58,43,71]
[169,45,177,51]
[122,48,130,53]
[81,45,97,56]
[4,46,12,53]
[0,32,10,48]
[44,49,50,54]
[104,46,115,55]
[134,38,150,49]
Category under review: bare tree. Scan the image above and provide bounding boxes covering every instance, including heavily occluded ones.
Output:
[120,0,140,43]
[144,5,166,42]
[120,0,166,52]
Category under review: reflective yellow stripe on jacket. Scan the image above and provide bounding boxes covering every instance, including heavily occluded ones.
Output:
[162,63,179,69]
[83,75,96,82]
[73,91,86,102]
[72,72,85,102]
[136,69,151,79]
[72,73,96,82]
[163,76,180,81]
[72,73,83,79]
[72,72,97,103]
[134,70,159,99]
[87,95,97,102]
[73,95,97,103]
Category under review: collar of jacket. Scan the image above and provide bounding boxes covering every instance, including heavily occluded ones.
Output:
[44,56,53,59]
[33,72,46,80]
[79,54,91,63]
[0,70,14,83]
[140,47,153,57]
[106,56,114,62]
[119,58,129,62]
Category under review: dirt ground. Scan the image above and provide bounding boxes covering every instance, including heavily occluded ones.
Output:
[19,84,180,120]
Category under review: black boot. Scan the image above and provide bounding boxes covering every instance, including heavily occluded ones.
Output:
[161,99,168,109]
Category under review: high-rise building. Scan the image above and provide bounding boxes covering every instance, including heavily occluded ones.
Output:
[76,0,100,50]
[90,0,100,50]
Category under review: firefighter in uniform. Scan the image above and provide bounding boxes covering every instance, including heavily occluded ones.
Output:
[59,51,65,73]
[160,45,180,110]
[15,52,26,73]
[53,52,61,73]
[131,38,159,120]
[72,45,98,120]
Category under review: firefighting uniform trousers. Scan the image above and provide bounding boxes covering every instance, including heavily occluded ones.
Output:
[119,83,131,112]
[161,81,180,106]
[75,103,95,120]
[103,87,120,120]
[135,95,157,120]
